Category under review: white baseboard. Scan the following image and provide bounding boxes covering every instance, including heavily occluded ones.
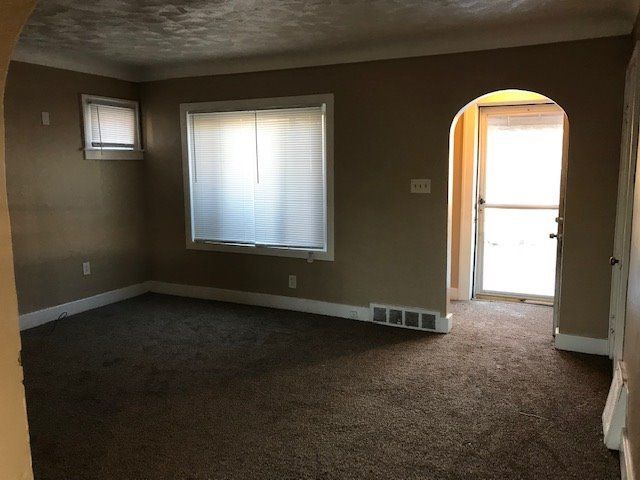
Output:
[603,361,628,449]
[554,331,609,356]
[622,429,636,480]
[150,281,452,332]
[19,279,450,334]
[149,281,372,322]
[19,282,151,330]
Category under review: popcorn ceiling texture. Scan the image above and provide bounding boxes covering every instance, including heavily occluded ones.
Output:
[15,0,639,79]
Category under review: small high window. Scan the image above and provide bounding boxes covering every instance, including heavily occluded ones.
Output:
[81,94,143,160]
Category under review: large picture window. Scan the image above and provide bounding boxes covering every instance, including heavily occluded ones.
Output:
[180,95,334,260]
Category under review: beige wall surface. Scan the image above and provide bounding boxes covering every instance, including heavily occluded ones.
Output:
[0,2,35,479]
[624,140,640,476]
[142,37,629,339]
[4,62,147,314]
[624,17,640,472]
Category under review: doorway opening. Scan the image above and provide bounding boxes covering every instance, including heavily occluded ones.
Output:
[447,90,569,331]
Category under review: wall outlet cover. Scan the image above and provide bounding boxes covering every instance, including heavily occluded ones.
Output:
[82,261,91,276]
[288,274,297,289]
[410,178,431,194]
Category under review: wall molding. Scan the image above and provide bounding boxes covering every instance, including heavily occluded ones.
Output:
[149,281,373,322]
[150,282,455,331]
[621,429,636,480]
[11,43,143,82]
[554,332,609,356]
[603,360,628,449]
[18,280,452,333]
[19,282,151,330]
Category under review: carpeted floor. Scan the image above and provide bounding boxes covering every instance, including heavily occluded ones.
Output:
[21,294,619,479]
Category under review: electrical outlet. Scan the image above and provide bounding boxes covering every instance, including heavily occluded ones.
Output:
[349,310,359,319]
[83,261,91,276]
[288,274,297,289]
[41,111,50,126]
[411,178,431,194]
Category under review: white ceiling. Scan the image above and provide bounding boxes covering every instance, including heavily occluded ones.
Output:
[13,0,640,82]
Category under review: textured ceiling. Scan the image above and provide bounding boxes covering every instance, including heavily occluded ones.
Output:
[14,0,640,81]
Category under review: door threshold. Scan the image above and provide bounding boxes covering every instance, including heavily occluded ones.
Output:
[474,293,553,307]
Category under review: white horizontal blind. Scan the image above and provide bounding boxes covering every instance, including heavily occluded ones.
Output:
[487,112,564,129]
[90,103,137,149]
[188,106,326,250]
[190,111,257,244]
[255,108,325,248]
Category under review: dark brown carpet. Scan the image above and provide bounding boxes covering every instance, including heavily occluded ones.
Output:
[21,294,619,479]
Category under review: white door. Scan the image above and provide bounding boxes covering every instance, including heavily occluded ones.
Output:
[474,104,566,302]
[609,42,640,359]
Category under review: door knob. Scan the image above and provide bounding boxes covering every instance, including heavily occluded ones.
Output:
[549,233,561,239]
[610,256,620,266]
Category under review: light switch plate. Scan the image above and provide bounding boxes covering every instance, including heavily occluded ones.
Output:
[83,261,91,276]
[411,179,431,194]
[41,111,50,126]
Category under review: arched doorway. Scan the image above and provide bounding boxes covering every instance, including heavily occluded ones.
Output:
[447,89,569,335]
[0,1,38,479]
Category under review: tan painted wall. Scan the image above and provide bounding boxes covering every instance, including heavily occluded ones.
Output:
[4,62,147,314]
[142,37,629,339]
[624,128,640,474]
[625,10,640,472]
[625,16,640,474]
[0,2,35,479]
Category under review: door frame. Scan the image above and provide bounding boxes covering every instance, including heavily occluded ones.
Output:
[473,103,568,308]
[608,41,640,360]
[552,115,570,334]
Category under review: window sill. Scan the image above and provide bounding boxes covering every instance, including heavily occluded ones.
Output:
[187,239,334,261]
[84,149,144,161]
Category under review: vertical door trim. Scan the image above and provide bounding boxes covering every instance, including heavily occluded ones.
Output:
[456,106,479,301]
[552,115,570,335]
[609,42,640,360]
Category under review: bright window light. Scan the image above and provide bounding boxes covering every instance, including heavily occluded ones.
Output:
[81,94,143,160]
[181,95,334,260]
[479,109,564,298]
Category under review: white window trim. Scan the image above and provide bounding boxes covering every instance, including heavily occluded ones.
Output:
[179,93,335,261]
[81,94,144,160]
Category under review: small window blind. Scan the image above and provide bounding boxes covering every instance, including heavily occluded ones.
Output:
[188,106,327,251]
[89,103,137,150]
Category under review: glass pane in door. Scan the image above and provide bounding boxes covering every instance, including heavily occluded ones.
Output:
[484,112,564,206]
[481,208,558,297]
